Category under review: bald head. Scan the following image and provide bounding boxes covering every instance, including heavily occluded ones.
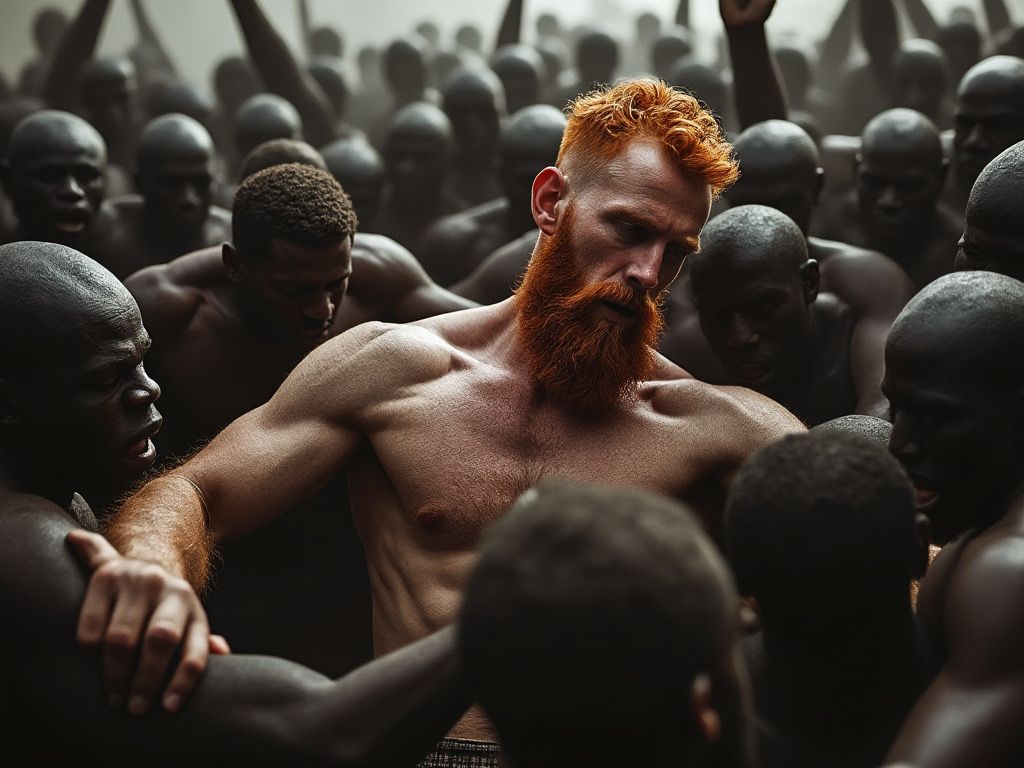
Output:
[955,141,1024,279]
[146,80,214,126]
[4,111,107,245]
[442,67,505,155]
[693,205,808,277]
[384,102,453,149]
[321,138,385,224]
[729,120,822,234]
[812,415,894,447]
[234,93,303,162]
[652,29,694,79]
[576,31,618,84]
[890,40,949,122]
[668,58,728,118]
[491,45,545,114]
[498,104,566,215]
[137,113,213,171]
[308,56,349,121]
[383,38,427,100]
[240,138,326,182]
[862,108,943,165]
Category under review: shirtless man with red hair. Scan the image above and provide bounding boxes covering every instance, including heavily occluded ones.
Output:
[81,80,803,765]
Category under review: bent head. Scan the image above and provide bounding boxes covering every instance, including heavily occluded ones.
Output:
[726,433,925,636]
[883,271,1024,543]
[239,138,327,182]
[461,481,754,768]
[441,67,505,158]
[690,206,816,399]
[0,242,161,504]
[953,55,1024,197]
[2,110,107,247]
[727,120,823,235]
[857,108,946,251]
[490,45,545,114]
[956,141,1024,279]
[516,80,736,414]
[228,164,357,347]
[136,114,215,232]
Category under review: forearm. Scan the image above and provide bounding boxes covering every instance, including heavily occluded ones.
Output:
[228,0,334,147]
[130,0,177,77]
[495,0,524,50]
[726,24,788,127]
[903,0,939,41]
[858,0,900,83]
[983,0,1012,37]
[815,0,854,87]
[675,0,690,29]
[103,474,213,590]
[42,0,110,110]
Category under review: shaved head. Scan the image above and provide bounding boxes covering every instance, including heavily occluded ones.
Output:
[137,113,213,170]
[240,138,326,181]
[956,141,1024,279]
[234,94,303,161]
[862,108,943,166]
[692,205,808,277]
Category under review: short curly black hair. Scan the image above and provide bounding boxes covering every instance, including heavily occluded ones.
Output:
[232,162,357,261]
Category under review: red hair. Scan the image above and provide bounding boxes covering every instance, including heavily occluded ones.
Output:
[558,79,738,198]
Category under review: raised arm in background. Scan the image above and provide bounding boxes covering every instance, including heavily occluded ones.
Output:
[719,0,788,128]
[815,0,855,90]
[859,0,901,86]
[495,0,524,50]
[983,0,1013,38]
[675,0,690,29]
[42,0,110,111]
[128,0,178,87]
[227,0,335,147]
[903,0,940,41]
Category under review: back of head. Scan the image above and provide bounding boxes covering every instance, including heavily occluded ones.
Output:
[725,432,918,633]
[310,25,343,58]
[441,66,505,114]
[232,163,357,261]
[384,102,453,151]
[965,139,1024,269]
[456,24,483,54]
[499,104,566,161]
[861,107,942,166]
[213,56,261,114]
[461,481,742,768]
[812,415,894,447]
[144,80,214,125]
[233,93,303,160]
[239,138,327,182]
[490,45,545,111]
[576,31,619,84]
[691,204,807,279]
[383,38,427,96]
[558,79,737,198]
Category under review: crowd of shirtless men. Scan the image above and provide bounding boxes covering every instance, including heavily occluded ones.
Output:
[2,0,1024,765]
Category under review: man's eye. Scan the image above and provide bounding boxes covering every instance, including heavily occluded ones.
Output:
[617,222,646,242]
[275,283,303,295]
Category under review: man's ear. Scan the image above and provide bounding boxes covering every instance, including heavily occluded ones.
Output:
[0,375,24,428]
[913,512,932,579]
[813,166,825,204]
[690,674,721,744]
[799,258,820,303]
[531,166,566,236]
[222,242,244,282]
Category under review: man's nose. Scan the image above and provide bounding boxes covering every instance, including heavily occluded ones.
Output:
[889,412,923,464]
[302,291,335,320]
[725,314,760,350]
[962,122,988,150]
[124,368,161,408]
[623,247,663,292]
[877,185,901,210]
[56,174,85,202]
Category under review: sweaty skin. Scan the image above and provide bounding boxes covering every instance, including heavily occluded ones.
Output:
[99,140,804,741]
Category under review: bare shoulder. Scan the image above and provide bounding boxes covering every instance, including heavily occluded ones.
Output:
[352,232,427,286]
[125,247,223,339]
[812,237,915,313]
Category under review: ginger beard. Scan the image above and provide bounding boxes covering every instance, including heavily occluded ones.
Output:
[515,205,665,414]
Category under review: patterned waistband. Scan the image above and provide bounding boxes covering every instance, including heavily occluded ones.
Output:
[416,737,503,768]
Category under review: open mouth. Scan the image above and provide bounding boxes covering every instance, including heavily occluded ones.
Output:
[299,322,331,341]
[599,300,639,320]
[52,208,91,234]
[912,484,940,510]
[123,419,162,461]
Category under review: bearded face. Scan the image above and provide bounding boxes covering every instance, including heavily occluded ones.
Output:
[515,205,666,415]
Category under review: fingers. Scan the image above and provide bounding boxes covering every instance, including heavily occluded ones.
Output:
[66,529,120,570]
[125,590,193,715]
[160,615,211,713]
[102,569,163,709]
[209,634,231,655]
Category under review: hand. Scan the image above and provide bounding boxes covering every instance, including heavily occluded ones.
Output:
[66,530,226,716]
[719,0,777,28]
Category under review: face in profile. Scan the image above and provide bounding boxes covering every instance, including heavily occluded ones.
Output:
[18,298,162,501]
[235,238,353,348]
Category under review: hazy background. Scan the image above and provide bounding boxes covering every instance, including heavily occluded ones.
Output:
[1,0,1015,94]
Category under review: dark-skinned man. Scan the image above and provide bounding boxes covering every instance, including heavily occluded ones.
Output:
[420,104,565,287]
[880,271,1024,768]
[954,140,1024,280]
[0,239,470,765]
[92,113,231,279]
[126,162,474,676]
[79,81,804,760]
[817,108,962,289]
[726,431,931,768]
[441,67,505,207]
[1,110,106,254]
[945,55,1024,213]
[321,137,386,231]
[374,102,465,255]
[689,206,866,427]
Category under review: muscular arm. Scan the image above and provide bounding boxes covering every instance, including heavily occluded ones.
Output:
[347,234,476,323]
[495,0,524,50]
[815,0,855,90]
[859,0,901,86]
[128,0,178,85]
[719,0,788,128]
[983,0,1013,37]
[2,504,470,766]
[227,0,335,148]
[903,0,940,41]
[42,0,110,111]
[885,538,1024,767]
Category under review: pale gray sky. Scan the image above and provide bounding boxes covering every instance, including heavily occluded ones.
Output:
[0,0,1014,94]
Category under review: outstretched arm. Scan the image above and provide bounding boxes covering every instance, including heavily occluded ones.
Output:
[815,0,855,89]
[983,0,1013,38]
[227,0,335,147]
[719,0,788,127]
[42,0,110,111]
[884,540,1024,767]
[495,0,524,50]
[675,0,691,29]
[2,505,469,765]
